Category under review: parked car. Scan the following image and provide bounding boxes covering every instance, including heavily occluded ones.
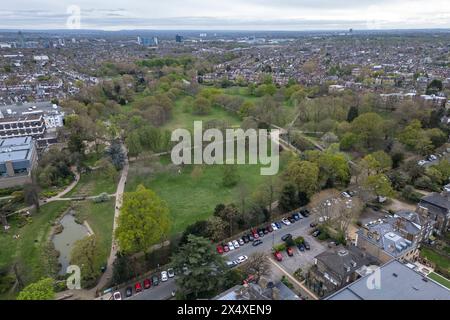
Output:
[143,278,151,289]
[275,222,282,229]
[258,229,265,237]
[226,260,237,268]
[281,234,292,242]
[266,225,274,232]
[274,251,283,261]
[304,241,311,250]
[252,239,263,246]
[125,287,133,297]
[248,234,255,241]
[300,209,310,217]
[292,213,300,221]
[281,218,291,225]
[310,222,318,228]
[223,244,230,252]
[297,243,305,252]
[228,241,235,250]
[252,229,260,239]
[113,291,122,300]
[134,282,142,293]
[418,160,428,166]
[286,247,294,256]
[152,275,159,286]
[341,191,351,198]
[238,238,245,246]
[288,217,296,223]
[216,245,224,254]
[263,228,269,235]
[167,268,175,278]
[233,240,240,248]
[237,255,248,264]
[161,271,168,282]
[271,223,278,231]
[312,229,321,237]
[242,235,249,243]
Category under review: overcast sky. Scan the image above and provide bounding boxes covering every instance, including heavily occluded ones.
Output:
[1,0,450,30]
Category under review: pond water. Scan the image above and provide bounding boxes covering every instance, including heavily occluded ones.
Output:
[52,210,90,275]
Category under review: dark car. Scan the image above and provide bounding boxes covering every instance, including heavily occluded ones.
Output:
[242,235,249,243]
[300,209,310,217]
[297,243,305,252]
[310,222,318,228]
[281,234,292,242]
[143,278,151,289]
[125,287,132,297]
[292,213,300,221]
[312,229,321,237]
[223,244,230,252]
[152,275,159,286]
[304,241,311,250]
[252,239,263,246]
[258,229,265,237]
[248,234,255,242]
[266,225,273,233]
[275,222,282,229]
[288,217,296,223]
[263,228,269,235]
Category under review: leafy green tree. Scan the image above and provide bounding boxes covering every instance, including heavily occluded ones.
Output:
[192,96,211,115]
[106,140,126,170]
[17,278,55,300]
[125,131,143,157]
[115,185,171,254]
[339,132,359,151]
[351,113,385,149]
[346,106,359,122]
[171,235,226,299]
[284,159,319,197]
[364,174,394,197]
[71,235,100,288]
[279,183,298,212]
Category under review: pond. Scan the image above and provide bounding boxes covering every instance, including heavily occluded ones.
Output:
[52,210,90,275]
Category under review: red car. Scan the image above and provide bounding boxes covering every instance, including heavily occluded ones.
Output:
[216,245,224,254]
[134,282,142,293]
[286,247,294,257]
[143,278,151,289]
[223,244,230,252]
[251,229,260,239]
[274,251,283,262]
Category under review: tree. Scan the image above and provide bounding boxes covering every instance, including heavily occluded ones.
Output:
[23,182,40,212]
[192,96,211,115]
[206,216,228,242]
[106,140,126,170]
[115,185,171,254]
[171,235,226,299]
[364,174,394,198]
[240,252,271,283]
[284,159,319,197]
[214,204,240,237]
[222,165,240,187]
[346,106,359,122]
[279,183,298,212]
[70,235,99,288]
[351,113,385,150]
[125,131,143,157]
[95,158,117,183]
[180,220,210,244]
[17,278,55,300]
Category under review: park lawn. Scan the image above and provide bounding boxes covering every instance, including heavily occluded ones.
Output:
[427,272,450,289]
[162,97,241,132]
[126,153,289,235]
[66,170,119,198]
[420,247,450,273]
[0,201,71,287]
[73,199,116,268]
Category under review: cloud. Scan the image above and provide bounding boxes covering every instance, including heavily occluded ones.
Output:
[0,0,449,30]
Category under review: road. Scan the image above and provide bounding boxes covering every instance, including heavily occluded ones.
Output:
[127,277,176,300]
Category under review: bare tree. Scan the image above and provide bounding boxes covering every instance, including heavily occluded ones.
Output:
[241,252,271,283]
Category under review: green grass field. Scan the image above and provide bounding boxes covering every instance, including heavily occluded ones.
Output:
[126,152,288,235]
[66,171,119,197]
[427,272,450,289]
[0,201,71,288]
[73,199,116,268]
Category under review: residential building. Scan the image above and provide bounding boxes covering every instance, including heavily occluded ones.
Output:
[0,136,38,188]
[327,260,450,300]
[307,245,379,297]
[418,193,450,235]
[0,114,45,139]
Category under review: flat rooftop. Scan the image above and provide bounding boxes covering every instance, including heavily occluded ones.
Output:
[0,136,34,163]
[327,260,450,300]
